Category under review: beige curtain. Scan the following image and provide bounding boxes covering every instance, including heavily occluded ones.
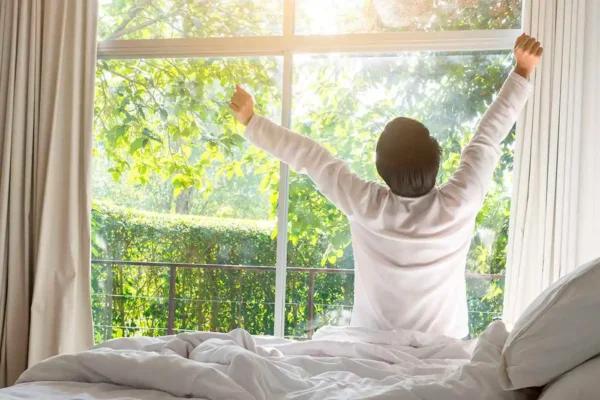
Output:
[503,0,587,327]
[0,0,97,387]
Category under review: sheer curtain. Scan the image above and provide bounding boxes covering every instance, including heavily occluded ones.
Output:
[0,0,97,387]
[576,0,600,266]
[503,0,589,327]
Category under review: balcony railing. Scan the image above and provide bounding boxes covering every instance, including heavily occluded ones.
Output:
[91,260,504,340]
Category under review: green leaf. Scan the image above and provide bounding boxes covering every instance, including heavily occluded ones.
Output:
[129,138,148,154]
[259,175,271,193]
[109,169,121,182]
[115,125,127,137]
[160,109,168,122]
[233,165,244,177]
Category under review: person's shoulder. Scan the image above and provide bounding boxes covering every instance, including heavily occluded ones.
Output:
[353,181,390,213]
[364,181,390,203]
[436,183,481,216]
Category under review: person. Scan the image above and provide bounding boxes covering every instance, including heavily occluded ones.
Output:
[229,34,543,339]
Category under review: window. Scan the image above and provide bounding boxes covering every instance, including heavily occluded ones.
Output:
[93,0,522,343]
[92,56,282,339]
[286,51,513,337]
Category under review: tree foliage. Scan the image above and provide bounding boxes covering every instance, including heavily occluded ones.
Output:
[296,0,521,34]
[98,0,284,40]
[93,0,520,341]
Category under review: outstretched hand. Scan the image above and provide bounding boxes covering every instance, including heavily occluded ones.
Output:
[230,85,255,126]
[514,33,543,79]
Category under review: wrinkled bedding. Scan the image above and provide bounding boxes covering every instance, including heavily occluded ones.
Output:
[1,322,525,400]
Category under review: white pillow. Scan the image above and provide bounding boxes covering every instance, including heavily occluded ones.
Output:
[499,257,600,390]
[539,356,600,400]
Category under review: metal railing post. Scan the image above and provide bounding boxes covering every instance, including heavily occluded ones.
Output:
[238,270,243,328]
[308,270,315,339]
[104,262,113,341]
[167,265,176,335]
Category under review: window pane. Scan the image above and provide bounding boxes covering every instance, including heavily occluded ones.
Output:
[91,57,282,341]
[98,0,283,40]
[287,51,514,338]
[296,0,521,35]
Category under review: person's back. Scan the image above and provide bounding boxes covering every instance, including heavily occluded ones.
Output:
[347,188,479,338]
[229,34,543,339]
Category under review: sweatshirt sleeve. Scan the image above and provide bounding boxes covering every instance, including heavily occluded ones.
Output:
[245,115,378,218]
[441,71,534,206]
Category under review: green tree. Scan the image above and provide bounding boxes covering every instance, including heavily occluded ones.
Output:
[94,56,281,215]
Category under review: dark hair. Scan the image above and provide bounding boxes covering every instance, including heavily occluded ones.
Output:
[375,117,441,198]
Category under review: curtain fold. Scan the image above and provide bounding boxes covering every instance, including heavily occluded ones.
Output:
[503,0,588,327]
[576,1,600,265]
[0,0,98,387]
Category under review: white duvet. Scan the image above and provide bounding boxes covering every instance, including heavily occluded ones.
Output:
[2,321,525,400]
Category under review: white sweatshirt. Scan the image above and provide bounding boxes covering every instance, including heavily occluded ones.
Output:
[245,72,533,338]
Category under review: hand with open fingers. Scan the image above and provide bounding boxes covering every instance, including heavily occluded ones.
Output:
[230,85,255,126]
[514,33,543,79]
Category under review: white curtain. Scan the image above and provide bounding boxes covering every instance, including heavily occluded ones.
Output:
[576,1,600,266]
[503,0,588,326]
[0,0,97,387]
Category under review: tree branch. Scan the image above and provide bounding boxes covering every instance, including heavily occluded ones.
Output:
[108,16,164,40]
[107,0,189,40]
[107,0,153,40]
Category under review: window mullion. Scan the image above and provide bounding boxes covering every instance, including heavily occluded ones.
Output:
[274,0,295,338]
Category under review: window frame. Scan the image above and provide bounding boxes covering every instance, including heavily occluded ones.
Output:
[96,0,526,337]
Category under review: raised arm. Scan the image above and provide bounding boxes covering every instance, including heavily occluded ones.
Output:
[229,86,377,218]
[442,34,542,206]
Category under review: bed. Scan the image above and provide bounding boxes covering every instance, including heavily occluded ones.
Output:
[6,258,600,399]
[0,322,528,400]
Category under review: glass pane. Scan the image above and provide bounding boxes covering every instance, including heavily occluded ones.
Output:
[287,51,514,338]
[284,270,354,338]
[92,262,171,340]
[91,57,282,342]
[296,0,521,35]
[98,0,283,40]
[468,275,504,333]
[173,268,275,334]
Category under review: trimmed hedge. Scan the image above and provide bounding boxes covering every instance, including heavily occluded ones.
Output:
[92,201,279,266]
[91,202,353,341]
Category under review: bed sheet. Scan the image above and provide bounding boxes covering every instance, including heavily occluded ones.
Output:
[0,381,202,399]
[0,322,525,400]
